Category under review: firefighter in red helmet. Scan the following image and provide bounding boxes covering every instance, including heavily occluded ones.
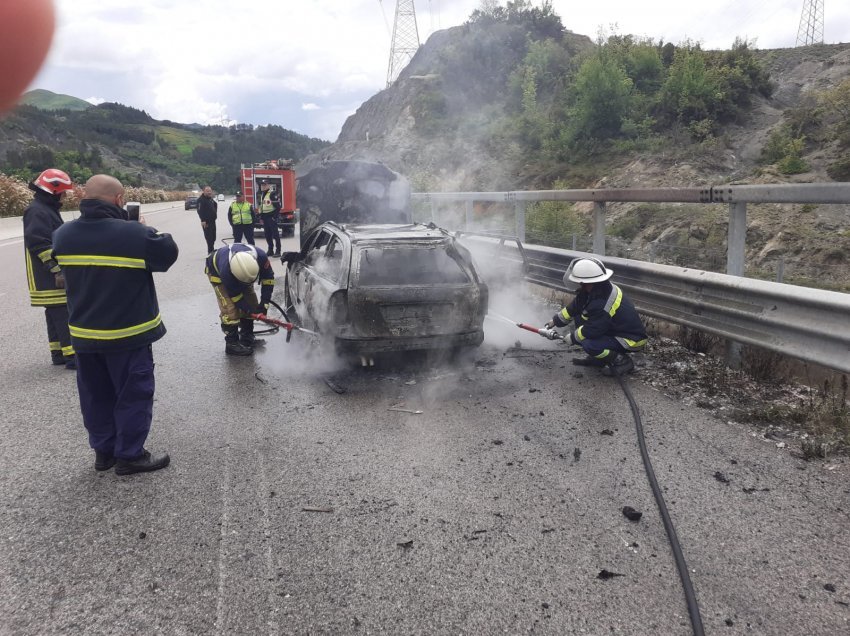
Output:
[22,168,77,369]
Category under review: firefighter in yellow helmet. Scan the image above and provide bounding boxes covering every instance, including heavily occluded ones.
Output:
[545,257,648,376]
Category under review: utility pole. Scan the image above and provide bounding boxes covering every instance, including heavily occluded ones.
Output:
[386,0,420,87]
[796,0,825,46]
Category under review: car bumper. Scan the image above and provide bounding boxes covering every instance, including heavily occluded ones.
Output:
[334,330,484,354]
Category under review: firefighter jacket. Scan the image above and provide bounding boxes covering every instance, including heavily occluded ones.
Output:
[52,199,179,353]
[205,243,275,313]
[259,189,281,216]
[22,190,66,307]
[196,194,217,223]
[228,201,254,226]
[552,280,648,351]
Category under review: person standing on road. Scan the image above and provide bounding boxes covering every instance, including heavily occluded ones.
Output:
[22,168,76,369]
[205,243,274,356]
[545,257,648,376]
[258,180,281,256]
[52,174,179,475]
[228,191,256,245]
[197,185,217,254]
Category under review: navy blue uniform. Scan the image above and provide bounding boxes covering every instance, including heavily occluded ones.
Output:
[52,199,178,460]
[22,190,73,363]
[552,280,647,362]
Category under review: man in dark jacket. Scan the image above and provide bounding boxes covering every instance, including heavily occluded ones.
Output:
[257,180,281,256]
[52,174,179,475]
[22,168,76,369]
[545,257,648,376]
[197,185,217,254]
[205,243,274,356]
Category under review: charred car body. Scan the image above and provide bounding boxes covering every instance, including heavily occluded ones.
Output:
[282,161,488,354]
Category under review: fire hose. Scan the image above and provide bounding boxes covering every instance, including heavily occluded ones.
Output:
[250,313,318,343]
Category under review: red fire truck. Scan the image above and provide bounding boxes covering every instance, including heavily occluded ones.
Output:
[239,159,297,237]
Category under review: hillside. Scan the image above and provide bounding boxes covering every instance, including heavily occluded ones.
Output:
[0,100,329,191]
[19,89,91,111]
[303,4,850,289]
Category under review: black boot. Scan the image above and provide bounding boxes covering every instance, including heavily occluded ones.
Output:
[239,317,264,347]
[64,355,77,370]
[94,450,116,471]
[115,450,170,475]
[601,353,635,376]
[572,356,606,367]
[225,326,253,356]
[51,351,65,366]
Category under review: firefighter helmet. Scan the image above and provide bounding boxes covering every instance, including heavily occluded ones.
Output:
[565,257,613,285]
[34,169,73,195]
[229,250,259,283]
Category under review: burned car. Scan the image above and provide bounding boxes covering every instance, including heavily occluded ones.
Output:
[281,222,488,355]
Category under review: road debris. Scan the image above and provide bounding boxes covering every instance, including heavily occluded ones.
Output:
[254,372,268,385]
[324,377,347,394]
[824,583,836,593]
[388,407,423,414]
[622,506,643,522]
[492,440,504,446]
[597,569,625,580]
[397,540,414,549]
[714,471,731,484]
[302,506,334,513]
[573,447,581,462]
[600,429,615,436]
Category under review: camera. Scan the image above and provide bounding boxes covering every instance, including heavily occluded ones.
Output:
[125,202,141,221]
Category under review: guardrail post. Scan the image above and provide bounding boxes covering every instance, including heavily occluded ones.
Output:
[593,202,606,255]
[465,200,473,231]
[430,201,437,224]
[725,201,747,368]
[572,234,577,250]
[515,201,526,242]
[777,257,785,283]
[649,241,657,263]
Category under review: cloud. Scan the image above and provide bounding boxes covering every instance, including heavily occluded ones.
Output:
[85,97,105,105]
[302,103,321,111]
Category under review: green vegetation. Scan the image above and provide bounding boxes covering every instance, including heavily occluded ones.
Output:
[19,89,91,111]
[0,101,329,191]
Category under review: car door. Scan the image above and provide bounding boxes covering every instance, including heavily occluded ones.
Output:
[294,229,333,329]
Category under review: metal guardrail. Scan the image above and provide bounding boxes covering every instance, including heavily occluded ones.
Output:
[441,182,850,374]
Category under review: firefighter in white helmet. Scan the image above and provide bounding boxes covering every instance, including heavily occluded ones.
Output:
[545,257,647,376]
[205,243,275,355]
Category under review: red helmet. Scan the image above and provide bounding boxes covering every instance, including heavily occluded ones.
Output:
[34,169,73,195]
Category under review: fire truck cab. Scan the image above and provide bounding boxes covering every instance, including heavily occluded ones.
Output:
[239,160,298,237]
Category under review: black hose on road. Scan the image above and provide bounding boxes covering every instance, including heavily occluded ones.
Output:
[615,373,705,636]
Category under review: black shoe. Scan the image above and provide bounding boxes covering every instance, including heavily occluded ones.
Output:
[51,352,65,366]
[115,450,170,475]
[572,356,606,367]
[226,341,253,356]
[64,356,77,370]
[601,354,635,376]
[94,451,116,471]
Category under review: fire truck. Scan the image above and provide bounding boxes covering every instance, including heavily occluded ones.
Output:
[238,159,297,237]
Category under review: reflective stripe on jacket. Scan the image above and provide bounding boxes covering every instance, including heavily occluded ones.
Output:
[204,243,275,312]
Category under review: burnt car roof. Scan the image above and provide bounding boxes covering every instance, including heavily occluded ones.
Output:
[332,223,452,243]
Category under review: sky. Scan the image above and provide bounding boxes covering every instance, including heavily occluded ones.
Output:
[30,0,850,142]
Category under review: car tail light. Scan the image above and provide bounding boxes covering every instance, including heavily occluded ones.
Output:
[330,291,348,324]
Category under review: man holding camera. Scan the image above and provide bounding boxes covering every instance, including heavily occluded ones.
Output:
[52,175,179,475]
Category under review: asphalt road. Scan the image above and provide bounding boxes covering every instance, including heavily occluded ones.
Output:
[0,203,848,635]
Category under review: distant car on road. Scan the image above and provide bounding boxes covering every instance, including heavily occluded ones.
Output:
[184,195,199,210]
[217,193,225,202]
[281,222,488,357]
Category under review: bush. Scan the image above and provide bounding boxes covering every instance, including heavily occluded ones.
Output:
[0,173,32,217]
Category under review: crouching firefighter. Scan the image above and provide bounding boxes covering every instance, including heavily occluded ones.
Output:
[205,243,274,356]
[545,257,648,376]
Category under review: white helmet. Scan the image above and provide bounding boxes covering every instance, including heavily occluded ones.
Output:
[230,250,259,283]
[565,257,613,285]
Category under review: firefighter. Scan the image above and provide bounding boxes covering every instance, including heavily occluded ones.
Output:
[228,191,255,245]
[22,168,76,369]
[545,257,648,376]
[258,180,281,256]
[205,243,274,356]
[52,174,179,475]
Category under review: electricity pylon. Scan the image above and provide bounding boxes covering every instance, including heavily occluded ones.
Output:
[386,0,420,87]
[796,0,825,46]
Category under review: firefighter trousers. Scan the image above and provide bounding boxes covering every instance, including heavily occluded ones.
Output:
[76,345,155,460]
[44,305,73,360]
